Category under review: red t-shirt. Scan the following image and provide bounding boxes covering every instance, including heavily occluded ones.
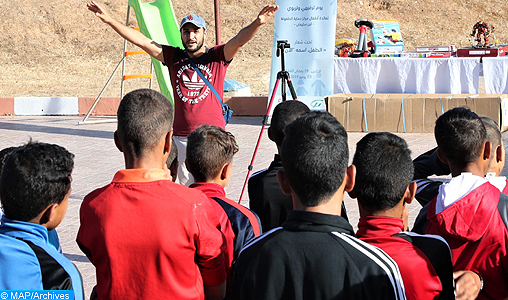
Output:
[357,216,454,300]
[163,45,229,136]
[76,169,226,300]
[190,182,262,295]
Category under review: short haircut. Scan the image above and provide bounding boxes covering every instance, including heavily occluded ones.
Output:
[0,146,18,176]
[352,132,413,212]
[186,125,239,182]
[281,111,349,207]
[117,89,173,158]
[481,116,502,150]
[270,101,310,146]
[434,107,486,168]
[0,142,74,222]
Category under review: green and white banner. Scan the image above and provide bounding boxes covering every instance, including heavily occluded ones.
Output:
[268,0,337,111]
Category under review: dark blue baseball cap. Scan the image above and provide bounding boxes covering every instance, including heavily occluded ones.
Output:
[180,14,207,30]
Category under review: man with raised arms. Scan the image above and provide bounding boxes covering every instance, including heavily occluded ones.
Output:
[87,1,278,185]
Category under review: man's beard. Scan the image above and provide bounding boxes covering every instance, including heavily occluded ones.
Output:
[185,39,204,53]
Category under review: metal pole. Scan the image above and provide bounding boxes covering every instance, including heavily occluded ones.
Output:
[214,0,221,45]
[121,6,131,99]
[79,57,126,124]
[238,78,282,203]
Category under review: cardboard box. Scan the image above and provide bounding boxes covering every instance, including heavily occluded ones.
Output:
[457,45,508,57]
[416,45,457,52]
[370,53,401,57]
[425,52,455,58]
[327,94,412,132]
[370,20,404,54]
[326,93,508,132]
[400,51,428,58]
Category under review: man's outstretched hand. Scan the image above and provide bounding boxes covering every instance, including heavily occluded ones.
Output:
[85,0,164,62]
[87,1,112,24]
[257,5,279,25]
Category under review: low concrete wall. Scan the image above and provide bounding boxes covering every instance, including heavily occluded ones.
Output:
[0,96,269,116]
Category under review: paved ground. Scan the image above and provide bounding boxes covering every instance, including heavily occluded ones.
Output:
[0,115,506,299]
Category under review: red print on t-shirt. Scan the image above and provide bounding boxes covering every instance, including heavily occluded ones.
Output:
[175,64,213,104]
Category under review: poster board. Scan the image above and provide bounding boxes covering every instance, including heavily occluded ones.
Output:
[268,1,338,111]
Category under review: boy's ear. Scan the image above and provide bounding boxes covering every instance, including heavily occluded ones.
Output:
[38,187,71,231]
[496,144,505,163]
[39,205,53,226]
[268,127,275,142]
[436,148,448,164]
[276,169,292,195]
[403,182,416,205]
[344,165,356,193]
[346,165,357,198]
[163,131,173,154]
[220,163,233,180]
[114,131,123,153]
[39,203,62,231]
[483,141,492,161]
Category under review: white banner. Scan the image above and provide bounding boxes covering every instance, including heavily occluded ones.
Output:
[268,1,337,111]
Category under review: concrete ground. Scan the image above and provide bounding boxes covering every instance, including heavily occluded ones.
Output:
[0,115,506,299]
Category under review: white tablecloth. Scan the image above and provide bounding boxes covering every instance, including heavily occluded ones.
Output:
[483,57,508,94]
[333,57,481,94]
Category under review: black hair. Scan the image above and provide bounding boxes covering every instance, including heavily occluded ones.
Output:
[281,111,348,207]
[0,147,19,210]
[270,100,310,146]
[166,137,178,169]
[186,125,239,182]
[352,132,413,212]
[0,142,74,222]
[434,107,486,168]
[117,89,173,158]
[0,146,18,177]
[480,117,502,170]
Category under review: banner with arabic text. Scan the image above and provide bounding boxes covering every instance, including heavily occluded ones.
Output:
[268,0,337,111]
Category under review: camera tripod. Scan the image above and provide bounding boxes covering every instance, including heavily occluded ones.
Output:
[238,40,298,203]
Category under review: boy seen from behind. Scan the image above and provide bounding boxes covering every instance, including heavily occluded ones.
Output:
[187,124,262,294]
[232,112,406,300]
[0,146,62,253]
[0,142,84,299]
[413,116,506,206]
[248,100,310,230]
[77,89,226,300]
[351,132,454,300]
[481,117,507,191]
[413,107,508,299]
[248,100,347,231]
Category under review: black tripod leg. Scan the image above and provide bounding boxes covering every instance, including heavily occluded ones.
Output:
[278,72,287,102]
[286,77,298,101]
[281,83,287,101]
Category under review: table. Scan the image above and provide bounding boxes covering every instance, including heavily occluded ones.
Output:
[483,57,508,94]
[333,57,481,94]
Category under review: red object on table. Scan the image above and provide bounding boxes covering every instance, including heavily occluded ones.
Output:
[457,45,508,57]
